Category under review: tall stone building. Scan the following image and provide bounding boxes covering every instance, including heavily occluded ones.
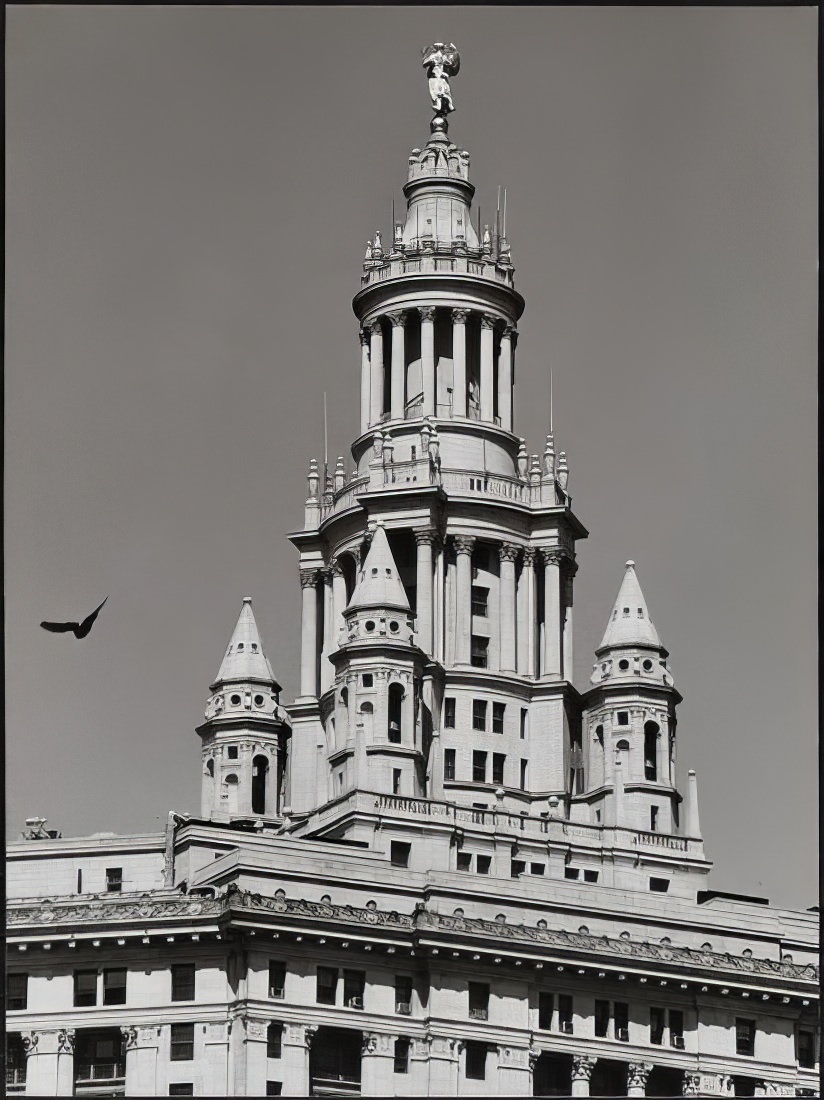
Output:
[6,45,819,1100]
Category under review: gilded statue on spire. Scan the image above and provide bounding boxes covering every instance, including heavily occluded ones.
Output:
[421,42,460,116]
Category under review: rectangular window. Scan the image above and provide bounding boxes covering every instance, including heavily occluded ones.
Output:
[669,1008,685,1047]
[444,749,456,781]
[457,851,472,871]
[492,752,506,785]
[476,854,491,874]
[316,966,338,1005]
[362,673,373,687]
[394,1038,410,1074]
[558,994,574,1033]
[469,982,489,1021]
[471,586,489,617]
[390,841,411,868]
[169,1087,194,1097]
[105,867,123,893]
[520,708,527,738]
[103,967,127,1006]
[267,1023,283,1059]
[492,702,505,734]
[520,758,528,788]
[564,866,580,880]
[649,877,670,893]
[470,636,488,668]
[171,964,195,1002]
[395,975,413,1015]
[617,711,629,726]
[7,973,28,1011]
[584,869,599,884]
[343,969,365,1009]
[227,746,238,759]
[797,1030,816,1068]
[735,1018,755,1057]
[472,750,487,783]
[77,868,83,893]
[594,999,610,1038]
[530,862,545,876]
[73,969,98,1007]
[170,1023,195,1062]
[614,1001,629,1040]
[392,768,402,794]
[472,700,487,731]
[268,961,285,999]
[465,1041,487,1081]
[650,1006,665,1045]
[511,859,526,878]
[538,991,554,1030]
[444,698,456,728]
[650,805,659,832]
[266,1085,282,1097]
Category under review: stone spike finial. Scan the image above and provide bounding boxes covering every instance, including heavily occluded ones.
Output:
[556,450,569,492]
[307,458,320,500]
[685,769,702,840]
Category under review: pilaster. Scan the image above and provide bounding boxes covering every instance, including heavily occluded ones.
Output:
[361,1032,396,1096]
[281,1023,315,1097]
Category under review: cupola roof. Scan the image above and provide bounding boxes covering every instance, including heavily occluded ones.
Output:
[347,525,410,614]
[598,561,662,650]
[213,598,280,688]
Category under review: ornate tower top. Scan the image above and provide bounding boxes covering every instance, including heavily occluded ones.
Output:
[421,42,461,134]
[211,597,281,693]
[598,561,662,651]
[347,525,410,615]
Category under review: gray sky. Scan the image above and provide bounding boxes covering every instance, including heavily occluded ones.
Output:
[6,7,817,909]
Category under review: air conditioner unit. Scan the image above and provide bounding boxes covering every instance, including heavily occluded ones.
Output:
[560,1021,574,1034]
[671,1034,685,1049]
[347,996,364,1009]
[617,1028,629,1042]
[396,1002,412,1015]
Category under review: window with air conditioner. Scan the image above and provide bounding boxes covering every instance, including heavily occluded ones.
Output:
[669,1009,684,1048]
[268,960,285,999]
[343,969,365,1009]
[395,975,413,1015]
[468,982,489,1020]
[614,1001,629,1041]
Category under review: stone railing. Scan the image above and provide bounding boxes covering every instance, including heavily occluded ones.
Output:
[634,830,689,852]
[360,253,515,289]
[319,476,370,521]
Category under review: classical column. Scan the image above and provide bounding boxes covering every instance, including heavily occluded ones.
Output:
[498,325,514,431]
[685,769,702,838]
[415,529,436,654]
[453,536,475,665]
[517,549,537,677]
[369,321,384,424]
[420,307,436,416]
[360,329,371,434]
[331,560,347,649]
[480,314,495,422]
[388,312,407,420]
[282,1024,315,1097]
[562,559,576,681]
[570,1054,595,1098]
[361,1033,395,1096]
[22,1031,58,1096]
[433,537,445,662]
[299,569,319,697]
[541,549,562,679]
[451,308,469,417]
[320,569,334,693]
[499,543,518,673]
[497,1045,531,1095]
[627,1062,653,1098]
[56,1029,75,1096]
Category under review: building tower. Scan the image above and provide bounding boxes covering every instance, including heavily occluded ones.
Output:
[284,44,708,895]
[197,598,291,823]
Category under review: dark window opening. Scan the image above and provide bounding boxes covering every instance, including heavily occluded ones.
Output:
[533,1051,572,1097]
[457,851,472,871]
[644,722,658,780]
[558,994,574,1033]
[74,969,98,1007]
[492,752,506,785]
[531,862,545,876]
[105,867,122,893]
[362,673,373,687]
[74,1029,126,1083]
[390,841,410,868]
[395,976,413,1015]
[564,867,580,880]
[472,699,487,731]
[650,1006,665,1045]
[343,969,365,1009]
[170,1023,194,1062]
[171,964,195,1002]
[227,745,239,759]
[583,869,599,883]
[267,1023,283,1059]
[7,973,28,1011]
[511,859,526,878]
[103,968,127,1006]
[265,1084,282,1097]
[444,748,456,781]
[317,966,338,1006]
[614,1001,629,1040]
[472,751,487,783]
[797,1030,816,1068]
[392,768,402,794]
[594,999,610,1038]
[471,586,489,617]
[617,711,629,726]
[650,805,659,832]
[465,1041,487,1080]
[269,960,285,999]
[492,702,505,734]
[252,754,269,815]
[669,1008,684,1047]
[476,854,492,874]
[520,758,528,789]
[470,636,488,668]
[309,1027,362,1092]
[469,982,489,1021]
[444,698,456,728]
[520,708,527,738]
[735,1018,755,1056]
[538,991,554,1030]
[388,683,403,743]
[649,876,670,893]
[6,1033,27,1087]
[394,1038,410,1074]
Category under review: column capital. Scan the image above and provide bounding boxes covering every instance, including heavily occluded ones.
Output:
[451,307,470,324]
[682,1072,702,1097]
[415,527,439,546]
[571,1054,596,1082]
[300,568,319,588]
[539,546,568,567]
[57,1029,75,1054]
[368,320,383,335]
[418,305,436,322]
[361,1032,395,1056]
[480,313,497,329]
[329,558,345,578]
[498,542,520,563]
[359,328,370,346]
[521,547,538,567]
[453,535,476,556]
[321,567,334,585]
[627,1063,653,1089]
[387,311,407,327]
[120,1025,139,1050]
[502,323,517,339]
[21,1032,39,1057]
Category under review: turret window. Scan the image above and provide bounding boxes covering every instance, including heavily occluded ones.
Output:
[230,694,241,706]
[472,700,487,730]
[470,636,488,668]
[622,607,630,617]
[472,751,488,783]
[362,674,373,687]
[252,755,269,815]
[650,805,659,832]
[227,746,239,759]
[444,698,456,728]
[617,712,629,726]
[644,723,659,780]
[492,702,505,733]
[492,753,506,785]
[444,749,456,781]
[618,659,629,671]
[643,659,653,671]
[637,608,644,617]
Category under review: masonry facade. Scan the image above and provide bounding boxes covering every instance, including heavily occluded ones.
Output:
[6,47,819,1099]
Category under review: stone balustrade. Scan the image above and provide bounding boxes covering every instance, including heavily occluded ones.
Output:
[361,252,515,289]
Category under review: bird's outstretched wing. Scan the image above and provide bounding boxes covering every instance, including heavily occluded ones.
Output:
[40,619,80,633]
[76,596,108,638]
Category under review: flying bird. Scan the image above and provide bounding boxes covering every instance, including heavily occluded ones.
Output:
[41,597,108,639]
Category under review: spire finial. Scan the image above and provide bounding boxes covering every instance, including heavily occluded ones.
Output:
[422,43,460,134]
[625,559,635,569]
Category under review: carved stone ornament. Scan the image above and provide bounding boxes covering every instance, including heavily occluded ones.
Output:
[299,569,318,589]
[453,535,475,556]
[21,1032,39,1057]
[387,311,407,327]
[304,1025,318,1050]
[359,328,370,346]
[763,1083,794,1096]
[499,542,520,562]
[418,306,436,323]
[245,1019,268,1042]
[682,1073,702,1097]
[627,1062,653,1088]
[362,1033,378,1056]
[480,313,496,329]
[541,547,565,567]
[527,1046,541,1071]
[422,42,460,115]
[57,1029,75,1054]
[451,307,470,324]
[120,1025,138,1050]
[415,528,438,546]
[571,1055,595,1081]
[522,547,537,567]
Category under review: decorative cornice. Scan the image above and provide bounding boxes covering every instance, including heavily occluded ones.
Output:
[359,329,370,346]
[521,548,537,567]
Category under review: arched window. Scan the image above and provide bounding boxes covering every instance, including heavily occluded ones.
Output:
[616,739,630,751]
[388,683,403,743]
[341,686,348,709]
[223,773,239,814]
[206,759,214,778]
[595,725,604,747]
[252,754,269,816]
[644,722,659,781]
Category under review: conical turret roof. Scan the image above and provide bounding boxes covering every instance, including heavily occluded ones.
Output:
[598,561,662,650]
[213,598,279,686]
[347,525,410,613]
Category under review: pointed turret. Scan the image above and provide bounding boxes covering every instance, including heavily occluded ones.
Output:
[347,525,410,614]
[212,597,279,690]
[599,561,661,651]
